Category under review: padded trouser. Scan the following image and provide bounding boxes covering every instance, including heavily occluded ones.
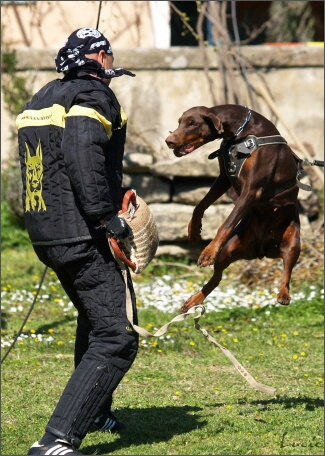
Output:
[34,239,138,448]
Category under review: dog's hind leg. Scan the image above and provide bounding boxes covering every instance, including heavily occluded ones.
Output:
[181,226,256,313]
[277,220,301,305]
[180,267,223,313]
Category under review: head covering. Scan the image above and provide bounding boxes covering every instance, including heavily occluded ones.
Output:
[55,27,135,79]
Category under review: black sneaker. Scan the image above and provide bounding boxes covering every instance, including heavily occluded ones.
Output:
[27,439,83,455]
[88,410,126,433]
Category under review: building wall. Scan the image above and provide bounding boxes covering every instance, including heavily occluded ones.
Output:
[1,1,166,50]
[2,45,324,165]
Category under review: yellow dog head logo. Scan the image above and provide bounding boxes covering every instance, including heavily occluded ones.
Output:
[25,140,46,212]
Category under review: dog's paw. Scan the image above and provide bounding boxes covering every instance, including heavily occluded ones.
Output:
[180,301,193,313]
[180,293,204,313]
[197,252,216,267]
[277,292,291,306]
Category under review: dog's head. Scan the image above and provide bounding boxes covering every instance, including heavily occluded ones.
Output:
[165,106,224,157]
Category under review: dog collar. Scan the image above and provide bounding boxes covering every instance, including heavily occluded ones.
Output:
[208,106,252,160]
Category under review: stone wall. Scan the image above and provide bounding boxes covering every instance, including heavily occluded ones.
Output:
[2,45,324,164]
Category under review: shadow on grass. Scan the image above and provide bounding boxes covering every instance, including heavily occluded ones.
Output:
[82,405,208,454]
[0,311,10,329]
[248,395,324,411]
[35,316,76,333]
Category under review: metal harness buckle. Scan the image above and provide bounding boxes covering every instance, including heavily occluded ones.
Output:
[244,137,257,149]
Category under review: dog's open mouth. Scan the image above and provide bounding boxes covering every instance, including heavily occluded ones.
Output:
[174,144,195,157]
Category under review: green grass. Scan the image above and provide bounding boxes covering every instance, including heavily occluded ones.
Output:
[1,246,324,455]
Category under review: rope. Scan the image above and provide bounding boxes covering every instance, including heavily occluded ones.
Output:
[230,1,258,109]
[96,0,103,30]
[3,239,277,397]
[303,158,324,168]
[121,268,276,396]
[1,266,48,364]
[193,311,276,395]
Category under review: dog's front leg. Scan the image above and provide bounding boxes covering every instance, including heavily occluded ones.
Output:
[277,220,301,305]
[188,174,230,243]
[198,191,255,267]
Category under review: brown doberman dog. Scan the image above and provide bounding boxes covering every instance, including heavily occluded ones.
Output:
[165,104,303,313]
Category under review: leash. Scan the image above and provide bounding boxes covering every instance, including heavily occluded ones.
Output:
[107,189,276,394]
[193,308,276,396]
[115,258,276,396]
[95,0,103,29]
[1,265,48,364]
[303,158,324,168]
[3,237,276,396]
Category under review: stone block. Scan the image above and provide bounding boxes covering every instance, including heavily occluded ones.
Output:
[172,177,232,205]
[123,151,154,173]
[123,173,170,203]
[150,147,221,178]
[149,202,233,242]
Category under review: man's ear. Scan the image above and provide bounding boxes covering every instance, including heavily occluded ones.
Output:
[97,49,106,66]
[84,50,103,65]
[203,113,224,134]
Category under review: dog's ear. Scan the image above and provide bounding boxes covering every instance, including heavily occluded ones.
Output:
[203,113,224,134]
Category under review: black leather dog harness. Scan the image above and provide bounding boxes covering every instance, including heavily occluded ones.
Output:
[208,115,311,196]
[216,135,288,176]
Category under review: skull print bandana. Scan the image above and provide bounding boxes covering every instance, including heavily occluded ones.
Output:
[55,27,135,79]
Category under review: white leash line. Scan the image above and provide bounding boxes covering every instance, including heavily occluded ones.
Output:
[192,311,276,396]
[119,255,276,396]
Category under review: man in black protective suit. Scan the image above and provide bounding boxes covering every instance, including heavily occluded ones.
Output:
[16,27,139,455]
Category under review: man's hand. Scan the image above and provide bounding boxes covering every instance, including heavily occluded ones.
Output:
[101,214,132,240]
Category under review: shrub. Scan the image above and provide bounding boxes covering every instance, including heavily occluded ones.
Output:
[1,201,30,249]
[2,47,34,235]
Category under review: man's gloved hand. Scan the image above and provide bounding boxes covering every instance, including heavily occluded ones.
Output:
[101,214,132,240]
